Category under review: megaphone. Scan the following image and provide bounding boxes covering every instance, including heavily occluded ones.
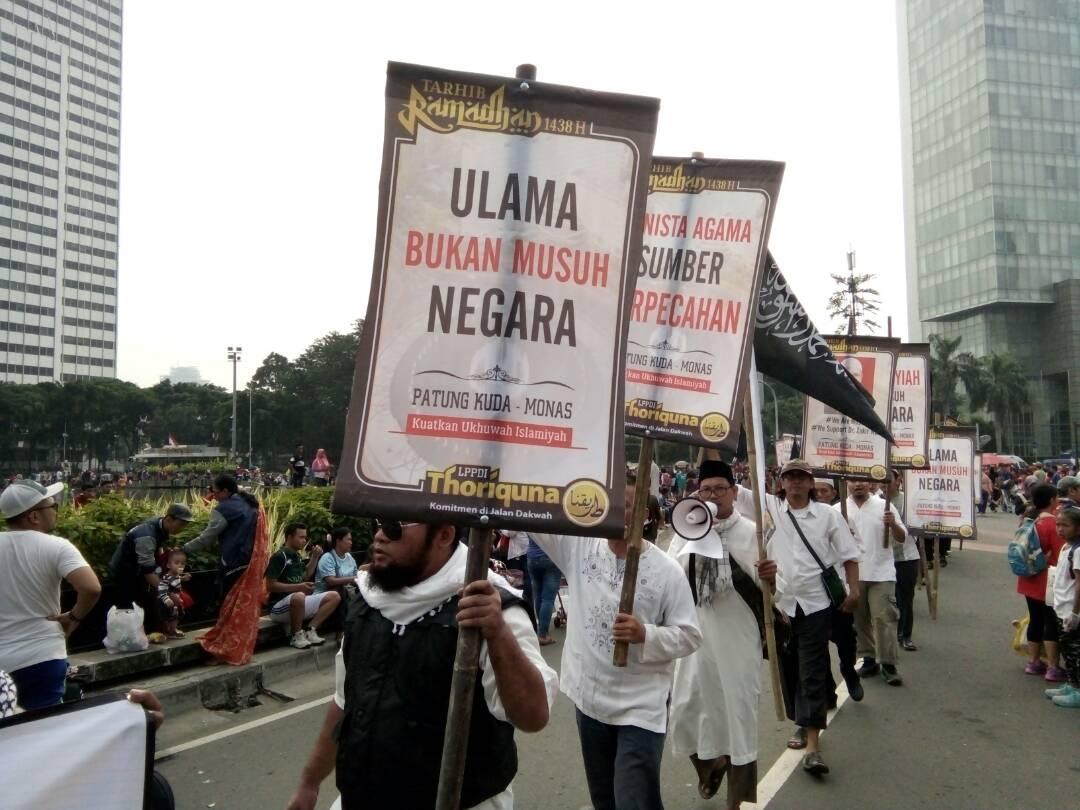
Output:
[671,497,718,541]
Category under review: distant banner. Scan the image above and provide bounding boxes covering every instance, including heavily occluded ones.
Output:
[334,62,659,536]
[624,159,783,449]
[889,344,931,469]
[802,335,900,481]
[903,425,977,540]
[775,433,798,467]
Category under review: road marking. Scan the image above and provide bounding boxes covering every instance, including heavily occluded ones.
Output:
[961,542,1004,554]
[155,695,333,759]
[746,682,850,807]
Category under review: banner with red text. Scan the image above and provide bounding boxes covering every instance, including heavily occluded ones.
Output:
[333,62,658,536]
[902,425,977,540]
[802,335,900,481]
[624,159,783,449]
[889,343,931,469]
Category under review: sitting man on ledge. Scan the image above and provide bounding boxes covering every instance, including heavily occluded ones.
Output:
[266,522,339,650]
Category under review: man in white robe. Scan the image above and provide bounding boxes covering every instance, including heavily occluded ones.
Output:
[668,460,763,809]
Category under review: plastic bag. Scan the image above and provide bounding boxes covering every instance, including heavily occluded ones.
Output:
[103,605,150,653]
[1011,616,1029,656]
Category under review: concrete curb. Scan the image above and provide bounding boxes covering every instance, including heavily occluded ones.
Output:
[87,639,339,717]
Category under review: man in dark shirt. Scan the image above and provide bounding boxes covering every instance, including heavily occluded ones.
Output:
[110,504,193,617]
[266,523,340,649]
[289,444,307,488]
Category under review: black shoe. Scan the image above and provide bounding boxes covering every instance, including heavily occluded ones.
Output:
[882,664,903,686]
[828,692,838,709]
[939,557,948,568]
[900,638,918,652]
[802,751,829,775]
[843,671,864,701]
[857,659,880,677]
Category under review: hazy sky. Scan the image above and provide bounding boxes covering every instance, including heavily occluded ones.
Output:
[117,0,908,390]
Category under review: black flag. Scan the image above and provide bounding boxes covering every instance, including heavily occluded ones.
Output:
[754,253,893,441]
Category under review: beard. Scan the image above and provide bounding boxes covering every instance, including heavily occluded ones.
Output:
[365,535,435,592]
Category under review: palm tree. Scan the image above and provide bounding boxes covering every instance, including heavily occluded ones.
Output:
[826,271,880,335]
[976,352,1029,452]
[928,334,981,419]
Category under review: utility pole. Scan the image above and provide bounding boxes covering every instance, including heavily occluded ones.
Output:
[227,346,242,460]
[248,385,254,468]
[846,249,857,336]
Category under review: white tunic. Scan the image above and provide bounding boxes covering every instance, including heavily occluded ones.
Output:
[667,512,762,765]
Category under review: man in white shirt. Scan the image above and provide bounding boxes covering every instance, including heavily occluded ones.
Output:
[887,472,921,652]
[0,480,101,709]
[759,460,860,776]
[287,518,557,810]
[532,475,702,810]
[847,479,907,686]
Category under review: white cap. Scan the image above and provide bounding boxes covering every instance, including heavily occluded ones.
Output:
[0,480,64,519]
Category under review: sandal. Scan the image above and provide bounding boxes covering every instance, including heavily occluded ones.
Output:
[787,726,807,750]
[700,758,728,800]
[538,635,557,646]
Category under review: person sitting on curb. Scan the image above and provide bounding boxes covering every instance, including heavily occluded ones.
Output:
[267,522,340,649]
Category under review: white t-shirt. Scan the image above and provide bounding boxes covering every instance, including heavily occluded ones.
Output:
[735,484,757,521]
[530,533,702,733]
[846,496,906,582]
[1051,543,1080,621]
[0,531,89,672]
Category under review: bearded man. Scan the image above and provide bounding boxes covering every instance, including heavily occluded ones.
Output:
[287,519,557,810]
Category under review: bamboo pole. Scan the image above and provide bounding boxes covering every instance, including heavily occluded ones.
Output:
[742,396,786,721]
[434,526,494,810]
[931,535,940,620]
[614,435,654,667]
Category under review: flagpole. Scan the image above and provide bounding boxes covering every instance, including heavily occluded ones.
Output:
[614,434,654,667]
[745,357,785,721]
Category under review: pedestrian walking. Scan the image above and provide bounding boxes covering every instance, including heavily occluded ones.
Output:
[526,536,561,646]
[1047,507,1080,707]
[0,480,102,709]
[887,472,921,652]
[759,460,860,776]
[286,518,556,810]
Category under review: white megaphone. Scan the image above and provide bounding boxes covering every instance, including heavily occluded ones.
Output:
[671,497,719,541]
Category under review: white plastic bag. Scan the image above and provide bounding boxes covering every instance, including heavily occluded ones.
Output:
[103,605,149,653]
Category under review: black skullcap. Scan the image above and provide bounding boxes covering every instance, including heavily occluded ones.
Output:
[699,459,734,486]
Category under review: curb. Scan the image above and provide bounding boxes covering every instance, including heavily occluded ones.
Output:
[87,640,338,717]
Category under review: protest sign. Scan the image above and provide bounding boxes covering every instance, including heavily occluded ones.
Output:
[889,343,931,469]
[624,159,783,450]
[0,695,153,809]
[334,62,658,536]
[775,433,798,467]
[802,335,900,481]
[902,425,977,541]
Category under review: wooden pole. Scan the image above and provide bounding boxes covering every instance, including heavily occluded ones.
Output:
[742,395,786,721]
[931,535,940,620]
[614,435,654,667]
[434,60,535,810]
[916,535,934,617]
[882,460,893,550]
[434,526,493,810]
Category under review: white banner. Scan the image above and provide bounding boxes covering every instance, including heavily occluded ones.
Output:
[902,426,977,540]
[889,345,930,469]
[775,433,797,467]
[802,336,900,481]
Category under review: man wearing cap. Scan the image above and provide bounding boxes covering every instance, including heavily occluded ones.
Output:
[758,459,860,776]
[0,480,102,709]
[847,478,907,686]
[110,503,194,623]
[1057,475,1080,512]
[668,459,765,808]
[286,518,557,810]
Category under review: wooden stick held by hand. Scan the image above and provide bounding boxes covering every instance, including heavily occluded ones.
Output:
[614,436,654,667]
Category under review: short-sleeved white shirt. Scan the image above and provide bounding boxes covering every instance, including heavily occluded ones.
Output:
[0,531,89,672]
[1051,543,1080,621]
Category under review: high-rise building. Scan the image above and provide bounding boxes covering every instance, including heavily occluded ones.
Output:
[0,0,121,383]
[897,0,1080,457]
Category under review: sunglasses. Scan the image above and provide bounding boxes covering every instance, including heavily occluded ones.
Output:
[30,502,59,514]
[372,518,421,541]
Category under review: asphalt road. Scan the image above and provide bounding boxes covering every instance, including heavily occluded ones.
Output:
[156,511,1080,809]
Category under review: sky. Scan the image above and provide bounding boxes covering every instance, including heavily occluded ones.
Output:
[116,0,909,390]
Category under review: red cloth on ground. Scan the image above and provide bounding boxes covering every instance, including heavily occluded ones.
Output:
[198,506,270,666]
[1016,513,1065,601]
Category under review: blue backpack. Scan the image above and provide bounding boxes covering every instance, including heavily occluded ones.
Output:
[1007,517,1048,577]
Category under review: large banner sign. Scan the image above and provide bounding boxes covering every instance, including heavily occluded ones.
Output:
[802,335,900,481]
[903,425,977,540]
[775,433,799,467]
[889,343,931,469]
[623,159,783,449]
[334,63,659,536]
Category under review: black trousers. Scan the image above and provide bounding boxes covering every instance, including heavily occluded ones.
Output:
[925,535,952,561]
[895,560,919,641]
[781,605,833,730]
[824,608,858,704]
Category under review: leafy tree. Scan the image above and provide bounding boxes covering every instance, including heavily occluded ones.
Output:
[827,268,881,335]
[970,352,1028,453]
[928,334,981,419]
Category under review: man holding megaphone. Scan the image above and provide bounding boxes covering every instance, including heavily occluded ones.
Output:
[667,460,765,809]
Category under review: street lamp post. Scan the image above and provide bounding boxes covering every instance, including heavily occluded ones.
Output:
[759,376,781,443]
[227,346,243,460]
[248,386,254,468]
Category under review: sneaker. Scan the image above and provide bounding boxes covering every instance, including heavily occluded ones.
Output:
[900,638,918,652]
[305,628,326,646]
[1024,660,1048,676]
[1051,690,1080,708]
[881,664,903,686]
[857,658,880,677]
[1045,683,1077,699]
[1044,666,1068,683]
[290,632,312,649]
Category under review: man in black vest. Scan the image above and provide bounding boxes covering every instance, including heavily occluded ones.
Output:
[110,503,193,617]
[286,519,557,810]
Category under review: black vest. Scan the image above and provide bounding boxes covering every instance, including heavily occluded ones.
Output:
[335,587,522,809]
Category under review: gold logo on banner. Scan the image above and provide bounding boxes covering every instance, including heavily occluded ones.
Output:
[398,85,543,137]
[870,465,887,481]
[959,524,974,538]
[649,165,707,194]
[563,479,610,528]
[911,454,927,467]
[699,412,731,443]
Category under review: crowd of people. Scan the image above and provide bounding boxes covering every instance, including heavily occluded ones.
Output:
[4,450,1080,810]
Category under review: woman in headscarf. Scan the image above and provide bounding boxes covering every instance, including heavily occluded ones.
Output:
[311,449,332,487]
